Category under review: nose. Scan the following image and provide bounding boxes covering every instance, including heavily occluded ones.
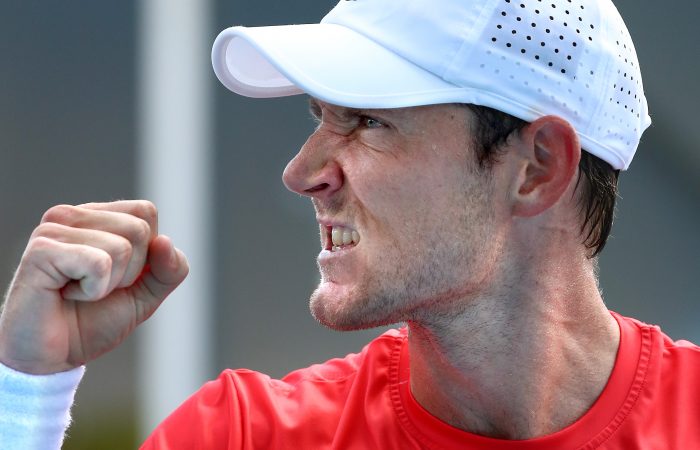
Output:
[282,130,344,199]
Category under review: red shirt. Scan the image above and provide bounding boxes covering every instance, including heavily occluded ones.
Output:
[142,313,700,449]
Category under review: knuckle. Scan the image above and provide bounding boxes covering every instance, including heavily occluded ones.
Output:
[25,236,55,255]
[135,200,157,221]
[91,251,113,278]
[40,204,75,225]
[112,237,134,268]
[22,237,59,266]
[132,218,152,243]
[113,235,133,259]
[31,222,61,239]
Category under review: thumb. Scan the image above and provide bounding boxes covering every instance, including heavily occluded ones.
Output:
[129,235,189,324]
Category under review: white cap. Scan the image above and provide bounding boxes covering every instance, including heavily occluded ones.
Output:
[212,0,651,170]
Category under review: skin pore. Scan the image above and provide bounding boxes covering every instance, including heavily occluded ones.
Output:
[282,98,620,439]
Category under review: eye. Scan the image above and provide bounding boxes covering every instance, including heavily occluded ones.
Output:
[360,115,385,129]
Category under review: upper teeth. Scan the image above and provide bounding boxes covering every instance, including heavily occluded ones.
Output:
[331,226,360,247]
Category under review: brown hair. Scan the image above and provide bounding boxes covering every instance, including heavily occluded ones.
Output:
[462,104,620,258]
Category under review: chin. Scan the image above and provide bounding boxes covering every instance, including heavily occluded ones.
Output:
[308,282,404,332]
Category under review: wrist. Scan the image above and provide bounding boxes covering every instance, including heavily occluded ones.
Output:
[0,361,85,449]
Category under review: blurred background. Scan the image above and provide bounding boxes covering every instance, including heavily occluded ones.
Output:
[0,0,697,448]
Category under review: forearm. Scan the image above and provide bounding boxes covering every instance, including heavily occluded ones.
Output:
[0,362,84,449]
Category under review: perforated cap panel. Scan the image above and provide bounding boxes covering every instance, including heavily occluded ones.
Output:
[457,0,648,168]
[323,0,650,169]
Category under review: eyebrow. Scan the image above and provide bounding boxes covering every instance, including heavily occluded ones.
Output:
[307,97,363,122]
[308,97,323,120]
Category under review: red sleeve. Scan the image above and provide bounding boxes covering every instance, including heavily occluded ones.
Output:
[140,371,239,450]
[138,332,397,449]
[139,362,362,449]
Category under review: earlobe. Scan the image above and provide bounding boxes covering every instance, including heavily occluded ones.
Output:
[512,116,580,217]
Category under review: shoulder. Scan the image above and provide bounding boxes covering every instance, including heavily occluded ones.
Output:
[616,313,700,367]
[221,328,407,446]
[617,313,700,415]
[197,327,407,404]
[279,327,406,385]
[145,328,408,448]
[606,313,700,445]
[656,328,700,379]
[219,327,407,392]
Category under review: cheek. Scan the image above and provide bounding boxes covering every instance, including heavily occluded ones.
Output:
[343,136,478,229]
[353,171,428,221]
[357,158,467,218]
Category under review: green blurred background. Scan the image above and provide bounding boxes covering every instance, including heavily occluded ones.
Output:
[0,1,698,448]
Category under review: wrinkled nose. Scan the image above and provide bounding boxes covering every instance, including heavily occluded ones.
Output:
[282,131,343,200]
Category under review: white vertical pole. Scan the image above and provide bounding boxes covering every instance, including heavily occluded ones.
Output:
[137,0,213,438]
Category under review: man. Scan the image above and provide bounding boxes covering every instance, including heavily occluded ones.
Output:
[0,0,698,448]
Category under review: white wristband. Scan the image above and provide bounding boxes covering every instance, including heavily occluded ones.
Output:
[0,362,85,450]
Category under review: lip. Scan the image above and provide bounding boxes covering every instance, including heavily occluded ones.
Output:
[318,245,356,263]
[316,216,349,228]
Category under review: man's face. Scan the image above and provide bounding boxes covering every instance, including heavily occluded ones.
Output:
[283,99,507,330]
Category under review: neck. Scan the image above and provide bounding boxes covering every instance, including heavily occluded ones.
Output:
[407,251,620,440]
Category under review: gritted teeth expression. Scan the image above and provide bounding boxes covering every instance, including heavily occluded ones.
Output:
[324,225,361,252]
[284,101,498,330]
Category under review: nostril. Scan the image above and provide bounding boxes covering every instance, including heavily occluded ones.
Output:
[305,183,329,194]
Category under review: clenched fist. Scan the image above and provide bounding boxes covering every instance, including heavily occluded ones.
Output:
[0,200,188,374]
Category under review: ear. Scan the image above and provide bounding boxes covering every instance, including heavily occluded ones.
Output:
[510,116,580,217]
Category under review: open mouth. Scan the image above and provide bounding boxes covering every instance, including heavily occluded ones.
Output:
[325,225,360,252]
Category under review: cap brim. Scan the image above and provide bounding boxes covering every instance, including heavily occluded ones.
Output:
[211,24,465,109]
